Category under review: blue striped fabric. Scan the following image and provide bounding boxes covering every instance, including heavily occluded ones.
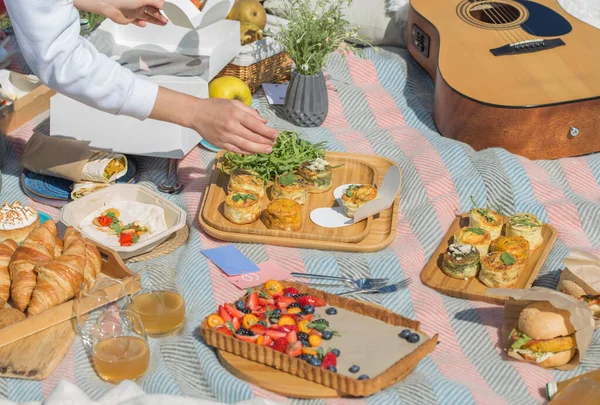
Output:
[1,47,600,405]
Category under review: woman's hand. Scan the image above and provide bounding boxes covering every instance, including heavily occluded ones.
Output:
[191,98,279,154]
[74,0,168,28]
[150,87,279,155]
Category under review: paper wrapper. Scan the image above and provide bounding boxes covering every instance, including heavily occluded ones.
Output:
[71,182,111,200]
[559,250,600,328]
[21,133,95,182]
[80,152,128,183]
[487,287,594,370]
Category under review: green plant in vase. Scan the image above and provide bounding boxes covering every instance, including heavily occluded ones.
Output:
[272,0,366,127]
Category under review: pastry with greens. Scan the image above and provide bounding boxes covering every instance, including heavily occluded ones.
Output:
[341,184,377,218]
[271,172,308,205]
[297,158,334,194]
[468,197,504,239]
[228,168,266,200]
[490,236,530,270]
[454,227,491,258]
[441,243,480,280]
[478,252,519,288]
[265,199,302,231]
[507,213,544,250]
[224,192,262,225]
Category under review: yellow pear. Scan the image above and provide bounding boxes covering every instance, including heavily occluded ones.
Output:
[240,22,263,45]
[209,76,253,106]
[226,1,239,20]
[235,0,266,30]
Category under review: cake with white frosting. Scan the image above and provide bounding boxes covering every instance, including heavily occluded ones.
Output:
[0,201,40,242]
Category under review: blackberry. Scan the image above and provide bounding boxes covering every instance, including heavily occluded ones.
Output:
[322,330,333,340]
[297,332,310,341]
[241,308,252,314]
[325,307,338,315]
[287,302,301,309]
[236,328,254,336]
[235,300,246,311]
[299,354,313,363]
[293,293,308,299]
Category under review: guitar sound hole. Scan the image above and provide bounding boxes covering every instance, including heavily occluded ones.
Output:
[469,2,520,25]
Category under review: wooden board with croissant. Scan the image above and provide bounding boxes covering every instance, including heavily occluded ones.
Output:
[0,219,138,359]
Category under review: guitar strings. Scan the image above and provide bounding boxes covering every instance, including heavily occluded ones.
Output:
[487,1,533,43]
[472,1,522,45]
[494,1,537,41]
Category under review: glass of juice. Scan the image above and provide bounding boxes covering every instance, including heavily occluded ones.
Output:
[74,277,131,351]
[92,309,150,383]
[131,265,186,337]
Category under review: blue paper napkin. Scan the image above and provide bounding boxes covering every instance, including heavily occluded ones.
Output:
[201,245,260,276]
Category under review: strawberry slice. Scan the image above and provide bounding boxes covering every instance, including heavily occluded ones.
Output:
[260,335,273,346]
[272,337,288,352]
[286,330,298,344]
[215,326,232,336]
[266,329,288,340]
[218,305,232,323]
[232,317,241,331]
[302,314,313,322]
[309,329,322,337]
[298,295,326,308]
[276,296,296,310]
[283,287,298,296]
[285,341,302,357]
[246,292,259,311]
[236,335,259,343]
[321,352,337,369]
[258,297,275,306]
[225,303,244,319]
[250,324,268,335]
[277,325,298,334]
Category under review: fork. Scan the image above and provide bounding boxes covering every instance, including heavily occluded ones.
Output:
[290,272,389,291]
[336,278,413,296]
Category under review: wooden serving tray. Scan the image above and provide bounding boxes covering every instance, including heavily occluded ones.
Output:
[0,245,139,379]
[199,152,401,252]
[420,215,558,305]
[200,281,438,398]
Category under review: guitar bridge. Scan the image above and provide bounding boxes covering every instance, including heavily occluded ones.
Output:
[490,38,565,56]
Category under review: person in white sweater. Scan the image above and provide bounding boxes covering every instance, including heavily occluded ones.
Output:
[4,0,278,155]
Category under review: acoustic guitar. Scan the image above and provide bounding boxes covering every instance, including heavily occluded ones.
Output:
[407,0,600,159]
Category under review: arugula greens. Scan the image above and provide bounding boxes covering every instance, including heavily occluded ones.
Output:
[278,172,298,187]
[345,185,357,197]
[466,227,485,235]
[232,193,257,203]
[221,131,326,182]
[500,253,515,266]
[470,196,497,223]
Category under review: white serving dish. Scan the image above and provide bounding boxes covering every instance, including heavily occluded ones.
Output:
[60,184,187,260]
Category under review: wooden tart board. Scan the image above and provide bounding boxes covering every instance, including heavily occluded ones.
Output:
[420,214,558,305]
[0,245,140,379]
[199,152,401,253]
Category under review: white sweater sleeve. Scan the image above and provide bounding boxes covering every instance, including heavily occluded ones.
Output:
[5,0,159,120]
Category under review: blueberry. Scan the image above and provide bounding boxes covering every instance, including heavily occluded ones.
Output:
[308,357,321,367]
[407,333,420,343]
[325,307,338,315]
[284,292,294,297]
[322,330,333,340]
[272,309,282,317]
[235,300,246,311]
[349,365,360,373]
[300,339,310,347]
[330,348,340,357]
[327,366,337,373]
[358,375,369,380]
[299,354,312,363]
[302,305,315,314]
[399,329,411,339]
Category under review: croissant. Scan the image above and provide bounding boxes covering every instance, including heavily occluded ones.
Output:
[54,239,63,259]
[27,227,87,316]
[9,221,57,311]
[0,240,17,306]
[83,242,102,286]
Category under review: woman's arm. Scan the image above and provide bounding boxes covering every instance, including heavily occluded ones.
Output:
[4,0,277,154]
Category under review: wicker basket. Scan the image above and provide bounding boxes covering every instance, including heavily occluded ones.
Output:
[215,51,293,94]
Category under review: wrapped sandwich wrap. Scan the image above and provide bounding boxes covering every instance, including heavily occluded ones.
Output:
[487,287,594,370]
[22,133,127,183]
[559,250,600,328]
[71,182,111,200]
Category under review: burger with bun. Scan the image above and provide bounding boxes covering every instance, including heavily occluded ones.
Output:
[558,279,600,319]
[508,302,577,368]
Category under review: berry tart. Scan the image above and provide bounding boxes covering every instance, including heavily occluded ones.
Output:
[201,281,438,397]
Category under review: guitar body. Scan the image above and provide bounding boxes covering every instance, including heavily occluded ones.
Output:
[407,0,600,159]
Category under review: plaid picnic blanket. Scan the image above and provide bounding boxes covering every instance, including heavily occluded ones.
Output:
[1,47,600,405]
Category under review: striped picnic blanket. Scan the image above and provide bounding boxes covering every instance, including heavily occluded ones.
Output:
[1,47,600,405]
